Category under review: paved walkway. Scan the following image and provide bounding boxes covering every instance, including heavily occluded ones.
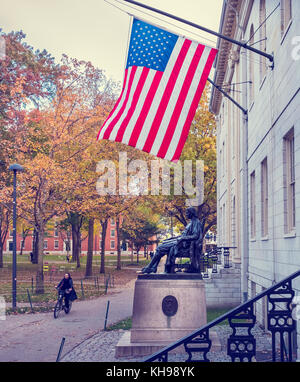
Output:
[0,284,135,362]
[60,323,274,362]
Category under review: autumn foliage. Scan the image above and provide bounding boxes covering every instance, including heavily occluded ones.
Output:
[0,29,217,293]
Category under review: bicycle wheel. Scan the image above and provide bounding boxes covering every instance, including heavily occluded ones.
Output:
[64,300,72,314]
[54,299,62,319]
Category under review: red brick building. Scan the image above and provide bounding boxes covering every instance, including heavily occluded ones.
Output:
[3,218,157,256]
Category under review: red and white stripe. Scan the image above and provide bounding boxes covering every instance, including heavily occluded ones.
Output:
[97,36,217,162]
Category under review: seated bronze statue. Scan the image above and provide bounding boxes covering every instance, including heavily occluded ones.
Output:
[141,207,203,274]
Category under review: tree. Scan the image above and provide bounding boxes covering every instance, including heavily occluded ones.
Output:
[85,217,94,278]
[0,30,60,268]
[120,205,161,264]
[154,85,217,234]
[0,205,10,268]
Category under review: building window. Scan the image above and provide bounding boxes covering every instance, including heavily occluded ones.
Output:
[281,0,292,36]
[231,92,236,159]
[111,240,115,249]
[111,229,115,237]
[222,141,225,177]
[261,158,268,237]
[110,218,115,225]
[249,24,255,104]
[44,240,48,250]
[9,230,13,237]
[54,240,59,249]
[219,148,222,178]
[54,228,59,237]
[221,102,224,125]
[250,171,256,238]
[223,202,226,245]
[283,128,295,233]
[219,206,222,245]
[231,196,236,246]
[259,0,267,82]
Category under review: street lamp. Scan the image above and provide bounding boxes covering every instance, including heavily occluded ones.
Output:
[9,163,24,310]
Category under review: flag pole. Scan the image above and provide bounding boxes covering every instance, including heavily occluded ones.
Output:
[122,0,274,65]
[207,78,248,116]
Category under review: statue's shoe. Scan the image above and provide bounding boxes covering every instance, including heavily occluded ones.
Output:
[140,267,156,274]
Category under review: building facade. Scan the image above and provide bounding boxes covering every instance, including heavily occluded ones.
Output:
[3,217,156,256]
[210,0,300,356]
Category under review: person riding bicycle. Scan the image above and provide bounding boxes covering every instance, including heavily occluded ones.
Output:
[55,273,77,309]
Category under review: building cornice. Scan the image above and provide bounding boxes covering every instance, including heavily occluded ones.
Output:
[209,0,253,115]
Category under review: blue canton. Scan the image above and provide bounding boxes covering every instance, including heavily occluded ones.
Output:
[126,18,179,71]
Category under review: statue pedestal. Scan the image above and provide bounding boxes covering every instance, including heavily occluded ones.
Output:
[115,274,219,358]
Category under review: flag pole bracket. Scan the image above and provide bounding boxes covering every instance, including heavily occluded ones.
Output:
[208,78,248,116]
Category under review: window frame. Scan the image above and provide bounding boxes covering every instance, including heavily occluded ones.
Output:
[281,0,292,38]
[250,171,256,239]
[261,158,268,238]
[283,128,295,234]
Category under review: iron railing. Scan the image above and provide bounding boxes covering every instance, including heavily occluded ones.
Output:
[143,270,300,362]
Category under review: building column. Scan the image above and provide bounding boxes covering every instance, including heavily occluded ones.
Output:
[241,42,249,302]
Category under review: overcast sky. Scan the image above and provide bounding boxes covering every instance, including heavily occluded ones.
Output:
[1,0,223,84]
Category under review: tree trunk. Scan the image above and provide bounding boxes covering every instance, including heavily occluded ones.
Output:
[32,227,39,264]
[35,224,45,294]
[131,242,134,263]
[0,207,10,268]
[0,244,3,268]
[136,247,141,264]
[85,218,94,278]
[71,222,81,268]
[100,219,108,274]
[116,216,121,271]
[20,229,30,256]
[78,231,81,268]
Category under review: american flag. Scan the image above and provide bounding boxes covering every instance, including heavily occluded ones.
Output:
[97,18,217,162]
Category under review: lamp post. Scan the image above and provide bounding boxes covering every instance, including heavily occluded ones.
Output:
[9,163,24,310]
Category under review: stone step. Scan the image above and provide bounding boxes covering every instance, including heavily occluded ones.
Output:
[219,268,241,274]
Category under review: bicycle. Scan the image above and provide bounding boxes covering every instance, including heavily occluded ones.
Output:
[54,289,72,319]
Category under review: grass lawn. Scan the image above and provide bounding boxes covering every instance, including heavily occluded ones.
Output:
[0,254,149,314]
[2,253,150,267]
[107,308,230,331]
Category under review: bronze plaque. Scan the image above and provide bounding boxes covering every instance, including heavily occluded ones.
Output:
[162,295,178,317]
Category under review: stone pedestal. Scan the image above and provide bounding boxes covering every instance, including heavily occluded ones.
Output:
[115,273,219,358]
